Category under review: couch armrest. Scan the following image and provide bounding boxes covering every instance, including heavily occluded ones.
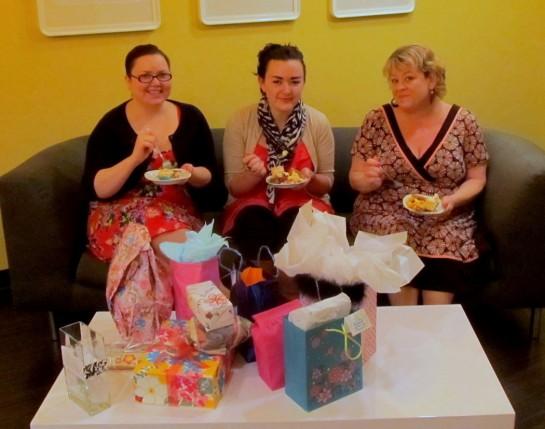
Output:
[0,137,88,310]
[480,130,545,307]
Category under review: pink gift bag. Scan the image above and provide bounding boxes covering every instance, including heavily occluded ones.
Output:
[362,287,377,363]
[252,299,302,390]
[170,257,222,320]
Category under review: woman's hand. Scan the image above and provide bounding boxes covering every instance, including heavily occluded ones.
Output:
[440,164,487,215]
[441,194,456,214]
[131,127,157,164]
[227,153,267,197]
[349,157,385,194]
[243,153,267,177]
[180,163,194,175]
[181,163,211,188]
[94,127,156,199]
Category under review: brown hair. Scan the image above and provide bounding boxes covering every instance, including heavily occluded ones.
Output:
[256,43,306,79]
[124,44,170,76]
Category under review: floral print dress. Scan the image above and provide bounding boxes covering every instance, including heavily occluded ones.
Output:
[87,151,203,262]
[349,104,489,262]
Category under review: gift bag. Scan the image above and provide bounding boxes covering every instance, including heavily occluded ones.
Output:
[170,258,222,320]
[220,246,280,362]
[284,317,363,411]
[252,299,302,390]
[293,274,376,363]
[106,223,173,349]
[275,202,425,365]
[160,222,228,320]
[361,287,377,363]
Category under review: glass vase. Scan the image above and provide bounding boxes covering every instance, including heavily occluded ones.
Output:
[59,321,111,415]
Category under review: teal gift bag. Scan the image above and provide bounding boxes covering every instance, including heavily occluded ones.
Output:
[283,317,363,411]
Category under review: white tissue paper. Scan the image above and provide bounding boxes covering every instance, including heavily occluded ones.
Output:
[160,221,228,263]
[274,202,424,293]
[288,293,351,331]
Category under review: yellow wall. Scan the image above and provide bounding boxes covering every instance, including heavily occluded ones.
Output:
[1,1,544,270]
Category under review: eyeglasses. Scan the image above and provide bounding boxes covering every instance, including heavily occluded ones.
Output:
[130,72,172,83]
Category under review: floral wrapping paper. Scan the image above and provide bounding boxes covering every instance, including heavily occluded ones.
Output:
[133,319,227,408]
[186,281,235,331]
[284,317,363,411]
[106,223,173,348]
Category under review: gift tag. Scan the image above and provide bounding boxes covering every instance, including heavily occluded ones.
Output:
[344,309,372,336]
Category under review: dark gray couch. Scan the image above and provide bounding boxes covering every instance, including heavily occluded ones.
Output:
[1,128,544,319]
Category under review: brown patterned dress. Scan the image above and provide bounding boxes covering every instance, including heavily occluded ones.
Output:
[349,104,489,262]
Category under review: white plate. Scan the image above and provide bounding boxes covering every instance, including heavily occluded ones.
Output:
[403,193,445,216]
[145,169,191,185]
[265,175,309,189]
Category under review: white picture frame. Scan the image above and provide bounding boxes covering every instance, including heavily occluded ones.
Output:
[331,0,415,18]
[199,0,300,26]
[36,0,161,37]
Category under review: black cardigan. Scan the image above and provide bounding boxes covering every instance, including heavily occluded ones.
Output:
[81,100,227,212]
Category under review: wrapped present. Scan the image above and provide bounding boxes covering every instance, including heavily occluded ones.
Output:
[133,348,227,408]
[284,316,363,411]
[158,318,236,379]
[154,319,194,358]
[187,281,235,331]
[133,319,228,408]
[187,315,252,356]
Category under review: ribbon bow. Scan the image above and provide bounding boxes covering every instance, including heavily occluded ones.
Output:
[325,324,362,360]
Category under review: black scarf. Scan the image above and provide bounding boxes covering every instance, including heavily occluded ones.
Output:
[257,96,306,203]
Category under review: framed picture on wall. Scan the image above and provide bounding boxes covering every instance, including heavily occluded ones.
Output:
[36,0,161,36]
[331,0,415,18]
[199,0,300,26]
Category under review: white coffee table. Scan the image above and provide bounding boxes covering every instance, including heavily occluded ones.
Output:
[31,305,515,429]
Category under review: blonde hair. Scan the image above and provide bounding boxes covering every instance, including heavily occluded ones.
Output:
[383,44,446,99]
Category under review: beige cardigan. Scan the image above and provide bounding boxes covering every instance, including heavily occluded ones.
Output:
[222,103,335,188]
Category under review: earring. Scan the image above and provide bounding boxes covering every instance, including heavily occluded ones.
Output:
[430,88,435,96]
[390,98,399,107]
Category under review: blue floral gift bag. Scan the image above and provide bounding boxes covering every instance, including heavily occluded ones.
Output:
[283,317,363,411]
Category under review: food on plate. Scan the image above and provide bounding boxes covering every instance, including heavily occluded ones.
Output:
[157,168,186,180]
[405,193,442,213]
[268,166,305,184]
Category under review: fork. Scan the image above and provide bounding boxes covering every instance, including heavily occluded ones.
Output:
[384,176,404,188]
[153,147,166,165]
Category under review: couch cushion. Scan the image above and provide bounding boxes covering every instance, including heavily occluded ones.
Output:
[75,250,109,291]
[331,127,358,214]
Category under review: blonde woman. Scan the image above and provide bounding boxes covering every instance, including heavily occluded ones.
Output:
[349,44,488,305]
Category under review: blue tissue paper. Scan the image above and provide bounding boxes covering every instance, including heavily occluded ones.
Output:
[159,221,228,263]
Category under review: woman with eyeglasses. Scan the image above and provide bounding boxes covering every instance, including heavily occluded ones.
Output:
[82,44,226,263]
[221,43,335,259]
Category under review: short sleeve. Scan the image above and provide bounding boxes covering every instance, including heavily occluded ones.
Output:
[350,109,383,160]
[460,109,489,168]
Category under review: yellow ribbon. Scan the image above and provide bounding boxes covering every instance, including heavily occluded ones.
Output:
[325,325,362,361]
